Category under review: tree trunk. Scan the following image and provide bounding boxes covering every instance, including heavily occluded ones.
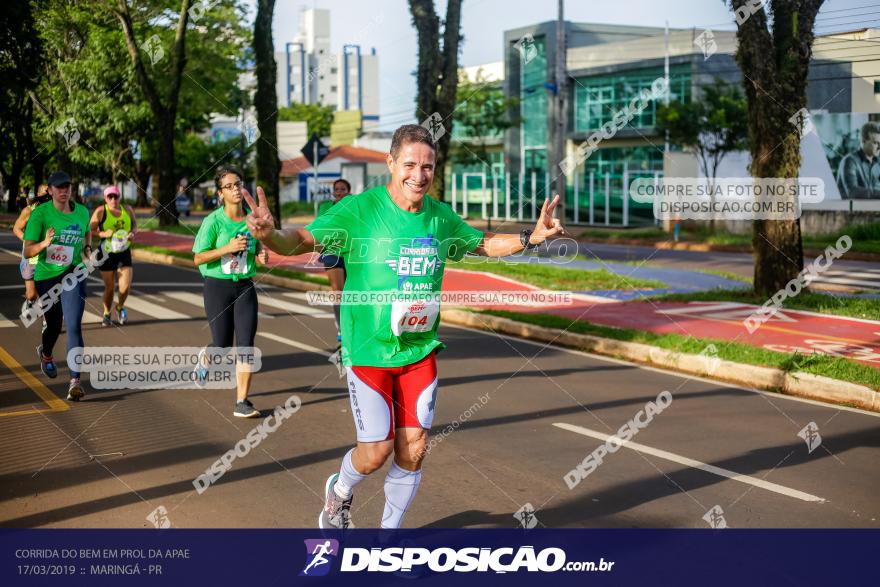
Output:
[731,0,822,296]
[115,0,191,226]
[134,160,151,207]
[409,0,463,201]
[156,116,178,225]
[254,0,281,226]
[5,170,21,213]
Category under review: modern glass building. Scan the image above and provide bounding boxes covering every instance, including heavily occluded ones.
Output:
[447,21,878,224]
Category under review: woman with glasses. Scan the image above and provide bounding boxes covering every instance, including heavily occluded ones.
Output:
[90,185,137,326]
[192,166,268,418]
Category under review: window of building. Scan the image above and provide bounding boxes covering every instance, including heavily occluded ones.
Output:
[875,80,880,94]
[331,85,338,92]
[573,65,691,133]
[331,67,338,74]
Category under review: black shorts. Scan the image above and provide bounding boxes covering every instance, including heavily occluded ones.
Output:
[320,254,344,270]
[99,249,133,272]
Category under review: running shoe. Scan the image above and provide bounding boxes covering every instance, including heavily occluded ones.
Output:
[67,378,84,402]
[102,313,112,327]
[233,399,259,418]
[319,473,354,530]
[37,345,57,379]
[116,306,127,325]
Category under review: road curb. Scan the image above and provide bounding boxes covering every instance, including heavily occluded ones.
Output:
[131,249,329,292]
[440,308,880,413]
[132,247,878,413]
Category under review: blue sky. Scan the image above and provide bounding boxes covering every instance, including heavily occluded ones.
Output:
[251,0,879,129]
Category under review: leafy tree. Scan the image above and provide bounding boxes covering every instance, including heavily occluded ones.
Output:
[0,0,43,211]
[408,0,463,201]
[278,102,334,138]
[452,69,519,175]
[655,77,748,230]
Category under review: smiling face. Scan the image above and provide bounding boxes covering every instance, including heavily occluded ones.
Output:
[332,181,350,201]
[386,141,436,211]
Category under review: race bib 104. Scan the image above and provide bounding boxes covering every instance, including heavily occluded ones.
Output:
[391,298,439,336]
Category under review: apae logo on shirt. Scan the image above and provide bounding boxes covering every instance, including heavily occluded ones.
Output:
[385,234,439,289]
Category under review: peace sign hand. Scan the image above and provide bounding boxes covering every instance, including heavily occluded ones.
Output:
[530,194,565,245]
[242,186,276,241]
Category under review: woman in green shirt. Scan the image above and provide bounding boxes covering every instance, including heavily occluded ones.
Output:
[193,166,268,418]
[22,171,92,401]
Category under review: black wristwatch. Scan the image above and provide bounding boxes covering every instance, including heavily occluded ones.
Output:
[520,229,539,250]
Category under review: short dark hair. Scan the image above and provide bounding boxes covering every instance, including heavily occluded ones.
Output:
[333,178,351,192]
[214,165,243,190]
[390,124,437,160]
[862,122,880,141]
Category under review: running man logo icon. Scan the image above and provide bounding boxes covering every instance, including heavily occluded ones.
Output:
[300,539,339,577]
[703,505,728,529]
[693,29,718,60]
[789,107,814,138]
[514,503,539,529]
[513,34,538,64]
[797,421,822,454]
[146,505,171,529]
[421,113,447,143]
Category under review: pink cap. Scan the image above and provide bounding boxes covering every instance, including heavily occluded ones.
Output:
[103,185,120,197]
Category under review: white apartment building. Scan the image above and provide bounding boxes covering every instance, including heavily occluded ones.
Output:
[275,8,380,131]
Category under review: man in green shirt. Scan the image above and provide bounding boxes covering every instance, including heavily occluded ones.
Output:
[243,124,564,529]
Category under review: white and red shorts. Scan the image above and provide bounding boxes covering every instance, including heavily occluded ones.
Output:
[345,352,438,442]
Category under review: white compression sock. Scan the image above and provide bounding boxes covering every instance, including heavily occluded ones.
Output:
[381,462,422,529]
[334,448,366,499]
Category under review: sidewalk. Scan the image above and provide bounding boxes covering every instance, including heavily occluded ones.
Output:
[134,229,880,369]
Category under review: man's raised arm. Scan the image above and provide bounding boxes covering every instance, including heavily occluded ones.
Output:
[473,194,565,257]
[242,186,318,256]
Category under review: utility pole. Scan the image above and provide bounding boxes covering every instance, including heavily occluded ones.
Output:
[552,0,567,223]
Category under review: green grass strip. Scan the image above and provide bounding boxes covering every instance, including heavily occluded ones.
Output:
[475,309,880,390]
[449,257,666,290]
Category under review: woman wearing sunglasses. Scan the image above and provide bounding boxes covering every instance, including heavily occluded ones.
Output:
[89,185,137,326]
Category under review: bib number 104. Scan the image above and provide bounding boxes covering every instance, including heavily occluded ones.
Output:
[400,315,430,328]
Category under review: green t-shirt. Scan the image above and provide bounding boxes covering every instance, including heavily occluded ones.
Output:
[317,200,334,217]
[306,185,484,367]
[23,202,91,281]
[192,207,257,281]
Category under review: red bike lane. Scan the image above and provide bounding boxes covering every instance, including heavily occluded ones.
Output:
[136,230,880,369]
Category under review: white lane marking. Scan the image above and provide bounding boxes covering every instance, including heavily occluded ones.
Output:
[163,291,205,308]
[553,422,826,503]
[445,323,880,419]
[121,295,189,320]
[0,313,17,327]
[257,331,332,357]
[124,282,204,288]
[83,311,103,324]
[258,295,332,318]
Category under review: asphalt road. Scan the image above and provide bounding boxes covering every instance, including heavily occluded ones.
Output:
[0,233,877,529]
